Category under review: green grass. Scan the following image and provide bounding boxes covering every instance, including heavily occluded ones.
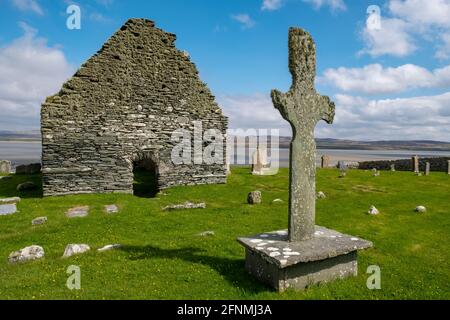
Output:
[0,168,449,300]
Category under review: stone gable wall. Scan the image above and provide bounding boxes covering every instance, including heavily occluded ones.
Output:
[41,19,228,196]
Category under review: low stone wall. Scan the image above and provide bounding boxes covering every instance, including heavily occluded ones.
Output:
[358,157,450,172]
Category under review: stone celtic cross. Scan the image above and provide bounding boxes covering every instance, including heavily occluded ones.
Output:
[271,28,335,242]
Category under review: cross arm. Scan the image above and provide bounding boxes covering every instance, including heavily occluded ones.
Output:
[271,89,294,123]
[316,94,336,124]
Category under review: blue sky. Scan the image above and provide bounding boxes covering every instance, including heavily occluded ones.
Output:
[1,0,450,141]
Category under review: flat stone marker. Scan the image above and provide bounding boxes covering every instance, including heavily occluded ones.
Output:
[63,244,91,258]
[0,197,21,205]
[238,27,372,292]
[32,217,48,226]
[0,204,17,216]
[9,245,45,264]
[162,202,206,211]
[105,204,119,214]
[66,206,89,218]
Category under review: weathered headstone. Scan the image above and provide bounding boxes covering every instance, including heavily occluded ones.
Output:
[338,161,347,172]
[0,160,11,174]
[251,147,270,175]
[448,160,450,175]
[412,155,419,173]
[425,162,431,176]
[321,155,330,169]
[391,164,396,172]
[247,191,262,205]
[238,28,372,292]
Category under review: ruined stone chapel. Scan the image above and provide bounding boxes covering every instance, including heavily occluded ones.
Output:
[41,19,228,196]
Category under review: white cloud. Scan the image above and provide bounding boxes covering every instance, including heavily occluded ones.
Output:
[389,0,450,28]
[231,14,256,29]
[218,93,291,136]
[0,23,73,131]
[359,17,416,57]
[217,92,450,141]
[359,0,450,58]
[318,92,450,140]
[303,0,347,11]
[11,0,44,15]
[322,63,450,94]
[262,0,284,11]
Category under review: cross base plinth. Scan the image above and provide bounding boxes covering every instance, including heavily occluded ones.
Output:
[237,226,373,292]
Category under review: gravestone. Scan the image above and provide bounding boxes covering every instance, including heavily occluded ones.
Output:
[448,160,450,175]
[321,155,330,168]
[425,162,430,176]
[391,164,396,172]
[0,160,11,174]
[237,28,372,292]
[412,155,419,173]
[251,147,270,175]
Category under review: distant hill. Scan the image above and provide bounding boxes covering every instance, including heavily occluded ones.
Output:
[1,131,450,151]
[0,131,41,141]
[232,136,450,151]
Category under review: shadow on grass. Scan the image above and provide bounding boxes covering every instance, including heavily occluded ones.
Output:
[120,245,269,294]
[0,174,43,199]
[133,169,158,199]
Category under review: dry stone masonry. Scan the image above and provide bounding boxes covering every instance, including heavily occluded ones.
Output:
[359,157,450,173]
[41,19,228,197]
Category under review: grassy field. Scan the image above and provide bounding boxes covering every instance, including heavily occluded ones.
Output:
[0,167,449,300]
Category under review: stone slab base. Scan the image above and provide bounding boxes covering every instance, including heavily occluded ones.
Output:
[238,226,372,292]
[244,248,357,292]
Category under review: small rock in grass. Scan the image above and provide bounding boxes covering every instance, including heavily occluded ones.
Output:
[8,245,44,264]
[17,181,38,192]
[317,191,326,199]
[247,191,262,205]
[105,204,119,214]
[63,244,91,258]
[198,231,215,237]
[66,206,89,218]
[32,217,48,226]
[415,206,427,213]
[163,201,206,211]
[272,199,283,203]
[368,205,380,216]
[97,244,122,252]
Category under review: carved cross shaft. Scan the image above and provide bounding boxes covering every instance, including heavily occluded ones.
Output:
[271,28,335,242]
